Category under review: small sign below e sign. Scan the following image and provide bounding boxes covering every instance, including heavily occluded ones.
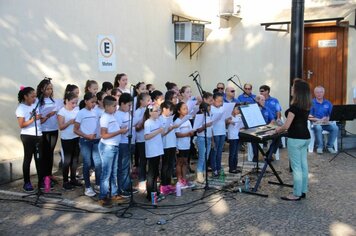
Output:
[318,39,337,48]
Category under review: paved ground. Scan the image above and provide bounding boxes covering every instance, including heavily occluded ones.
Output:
[1,147,356,236]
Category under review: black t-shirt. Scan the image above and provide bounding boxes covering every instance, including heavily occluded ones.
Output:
[285,105,310,139]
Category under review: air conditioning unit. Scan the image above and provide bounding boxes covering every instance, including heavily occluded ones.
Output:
[219,0,242,16]
[174,22,205,43]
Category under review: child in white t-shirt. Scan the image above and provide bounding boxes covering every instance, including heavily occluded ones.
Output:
[74,92,101,197]
[226,103,244,173]
[210,93,226,177]
[98,96,128,207]
[134,93,151,190]
[159,101,178,195]
[174,102,195,189]
[114,93,137,197]
[37,78,61,187]
[144,105,165,202]
[16,87,42,193]
[195,102,213,184]
[57,92,80,190]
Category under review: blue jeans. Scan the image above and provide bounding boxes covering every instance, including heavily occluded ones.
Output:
[79,138,101,188]
[210,135,225,173]
[98,142,119,200]
[287,138,310,197]
[228,139,239,171]
[312,124,338,149]
[118,143,135,193]
[196,136,212,173]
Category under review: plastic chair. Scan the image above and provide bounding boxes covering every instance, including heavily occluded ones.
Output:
[307,120,338,153]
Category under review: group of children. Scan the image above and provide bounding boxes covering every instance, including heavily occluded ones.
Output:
[16,75,245,207]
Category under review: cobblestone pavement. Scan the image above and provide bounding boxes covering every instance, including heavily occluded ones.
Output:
[1,148,356,236]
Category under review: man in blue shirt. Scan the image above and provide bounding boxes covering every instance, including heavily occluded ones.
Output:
[237,83,256,104]
[223,86,239,103]
[259,85,282,120]
[309,86,338,154]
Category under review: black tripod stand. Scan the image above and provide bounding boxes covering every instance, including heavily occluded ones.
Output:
[22,90,61,204]
[188,72,218,193]
[329,105,356,162]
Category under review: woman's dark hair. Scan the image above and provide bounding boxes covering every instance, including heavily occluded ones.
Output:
[146,84,154,94]
[64,84,79,94]
[84,80,98,93]
[165,81,177,91]
[160,100,174,111]
[179,86,190,95]
[133,82,145,97]
[118,93,132,106]
[150,90,163,102]
[83,92,95,101]
[291,78,311,110]
[18,87,35,103]
[114,73,126,88]
[63,92,78,105]
[136,92,150,110]
[198,102,210,116]
[101,81,113,93]
[111,88,122,96]
[36,78,53,106]
[202,91,213,100]
[213,92,223,100]
[96,91,106,102]
[164,90,176,102]
[173,101,185,121]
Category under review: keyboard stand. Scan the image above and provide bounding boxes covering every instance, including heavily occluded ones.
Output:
[239,136,293,197]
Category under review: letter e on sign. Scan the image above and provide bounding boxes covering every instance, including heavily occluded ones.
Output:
[100,38,114,58]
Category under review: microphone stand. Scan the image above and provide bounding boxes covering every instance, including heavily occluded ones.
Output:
[121,86,140,216]
[228,76,257,104]
[190,74,215,193]
[22,88,61,204]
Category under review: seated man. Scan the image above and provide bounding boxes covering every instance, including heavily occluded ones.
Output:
[215,82,225,94]
[223,86,239,103]
[251,95,276,162]
[256,95,275,124]
[309,86,338,154]
[237,83,256,104]
[259,85,282,120]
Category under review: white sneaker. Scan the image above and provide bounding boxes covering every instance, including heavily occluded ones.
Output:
[317,148,323,154]
[327,148,337,154]
[93,185,100,193]
[138,181,146,192]
[85,187,96,197]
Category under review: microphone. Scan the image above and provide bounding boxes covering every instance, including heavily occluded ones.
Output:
[227,75,236,82]
[188,71,198,78]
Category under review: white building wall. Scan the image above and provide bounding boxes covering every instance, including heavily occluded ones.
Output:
[0,0,355,160]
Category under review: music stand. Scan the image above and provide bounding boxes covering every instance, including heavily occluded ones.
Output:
[329,104,356,162]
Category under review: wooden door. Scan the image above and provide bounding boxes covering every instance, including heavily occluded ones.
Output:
[303,24,348,105]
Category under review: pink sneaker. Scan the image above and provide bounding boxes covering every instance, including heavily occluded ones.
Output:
[160,185,171,195]
[167,185,176,194]
[44,176,51,193]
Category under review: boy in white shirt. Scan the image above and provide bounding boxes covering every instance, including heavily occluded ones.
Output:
[115,93,137,198]
[98,96,128,207]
